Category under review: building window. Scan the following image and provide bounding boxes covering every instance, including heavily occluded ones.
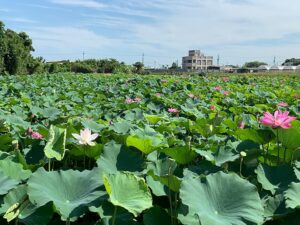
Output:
[188,60,192,63]
[193,59,196,63]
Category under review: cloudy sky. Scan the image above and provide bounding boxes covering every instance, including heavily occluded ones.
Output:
[1,0,300,66]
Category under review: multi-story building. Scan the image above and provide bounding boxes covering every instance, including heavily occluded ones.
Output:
[182,50,213,71]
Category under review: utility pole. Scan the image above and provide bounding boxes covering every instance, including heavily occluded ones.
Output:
[273,56,276,65]
[217,55,220,66]
[82,52,85,61]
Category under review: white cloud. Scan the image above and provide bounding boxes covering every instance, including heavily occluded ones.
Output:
[49,0,106,9]
[27,27,122,60]
[11,0,300,65]
[118,0,300,64]
[4,17,36,23]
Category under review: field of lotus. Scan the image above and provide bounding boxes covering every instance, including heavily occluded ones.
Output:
[0,73,300,225]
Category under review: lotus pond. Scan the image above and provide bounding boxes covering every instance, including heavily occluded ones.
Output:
[0,73,300,225]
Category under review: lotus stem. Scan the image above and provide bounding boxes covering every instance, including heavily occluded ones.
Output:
[168,166,174,225]
[276,129,280,165]
[15,219,18,225]
[66,218,70,225]
[48,159,51,171]
[239,152,246,177]
[83,148,86,169]
[112,206,117,225]
[239,158,243,177]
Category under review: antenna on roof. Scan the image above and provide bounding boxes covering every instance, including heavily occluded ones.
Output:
[273,56,276,65]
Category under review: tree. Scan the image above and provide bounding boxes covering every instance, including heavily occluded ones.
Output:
[0,21,5,74]
[133,62,144,74]
[243,61,267,68]
[282,58,300,66]
[0,21,41,75]
[169,62,180,70]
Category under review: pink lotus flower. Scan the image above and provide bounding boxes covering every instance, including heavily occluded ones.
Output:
[31,132,43,140]
[168,108,179,113]
[134,97,142,102]
[125,98,134,104]
[259,110,296,129]
[155,93,161,97]
[277,102,288,107]
[238,121,245,129]
[210,105,216,110]
[214,86,222,91]
[223,91,230,96]
[188,93,195,98]
[72,128,98,146]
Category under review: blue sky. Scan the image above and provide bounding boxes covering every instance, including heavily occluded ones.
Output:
[1,0,300,66]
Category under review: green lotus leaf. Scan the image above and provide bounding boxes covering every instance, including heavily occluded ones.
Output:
[126,126,168,154]
[285,182,300,209]
[263,194,293,220]
[146,158,181,192]
[180,171,264,225]
[294,167,300,180]
[255,164,297,195]
[82,120,105,132]
[177,204,199,225]
[161,146,197,165]
[109,121,132,134]
[276,120,300,150]
[0,172,19,195]
[3,115,30,131]
[97,141,144,175]
[0,184,53,225]
[143,206,172,225]
[41,107,61,119]
[196,145,240,167]
[102,172,152,217]
[0,159,31,181]
[145,175,167,197]
[0,134,13,152]
[0,184,27,215]
[27,168,105,221]
[44,125,66,161]
[144,115,166,125]
[89,201,137,225]
[236,128,273,144]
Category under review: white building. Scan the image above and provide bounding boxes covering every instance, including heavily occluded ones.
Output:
[182,50,213,71]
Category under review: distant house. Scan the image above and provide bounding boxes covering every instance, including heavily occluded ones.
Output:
[257,65,270,72]
[182,50,213,71]
[282,66,296,71]
[269,65,284,71]
[46,60,69,64]
[220,65,236,73]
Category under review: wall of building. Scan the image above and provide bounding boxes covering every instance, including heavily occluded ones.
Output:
[182,50,213,71]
